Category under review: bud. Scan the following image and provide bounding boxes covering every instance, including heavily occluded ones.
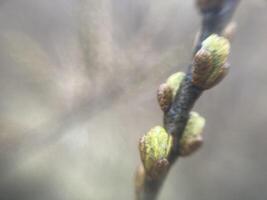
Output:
[157,83,173,112]
[179,112,205,156]
[157,72,185,112]
[202,34,230,68]
[166,72,185,98]
[192,34,230,89]
[192,48,213,87]
[139,126,172,179]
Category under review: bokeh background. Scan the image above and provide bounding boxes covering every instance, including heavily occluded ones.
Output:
[0,0,267,199]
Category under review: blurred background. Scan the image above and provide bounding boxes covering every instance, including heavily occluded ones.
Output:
[0,0,267,199]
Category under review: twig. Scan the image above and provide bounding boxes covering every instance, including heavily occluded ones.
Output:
[194,0,240,54]
[135,1,240,200]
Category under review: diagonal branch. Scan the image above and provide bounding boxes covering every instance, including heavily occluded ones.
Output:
[135,1,240,200]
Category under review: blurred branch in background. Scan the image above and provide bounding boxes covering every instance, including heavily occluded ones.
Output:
[135,1,240,199]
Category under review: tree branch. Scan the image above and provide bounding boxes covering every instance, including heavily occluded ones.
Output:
[135,0,240,200]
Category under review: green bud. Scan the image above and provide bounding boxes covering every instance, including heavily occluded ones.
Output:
[192,34,230,89]
[139,126,172,178]
[179,112,205,156]
[202,34,230,68]
[166,72,185,98]
[157,72,185,113]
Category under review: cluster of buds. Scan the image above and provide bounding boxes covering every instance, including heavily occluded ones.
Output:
[157,72,185,112]
[144,34,228,178]
[192,34,230,90]
[139,113,205,177]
